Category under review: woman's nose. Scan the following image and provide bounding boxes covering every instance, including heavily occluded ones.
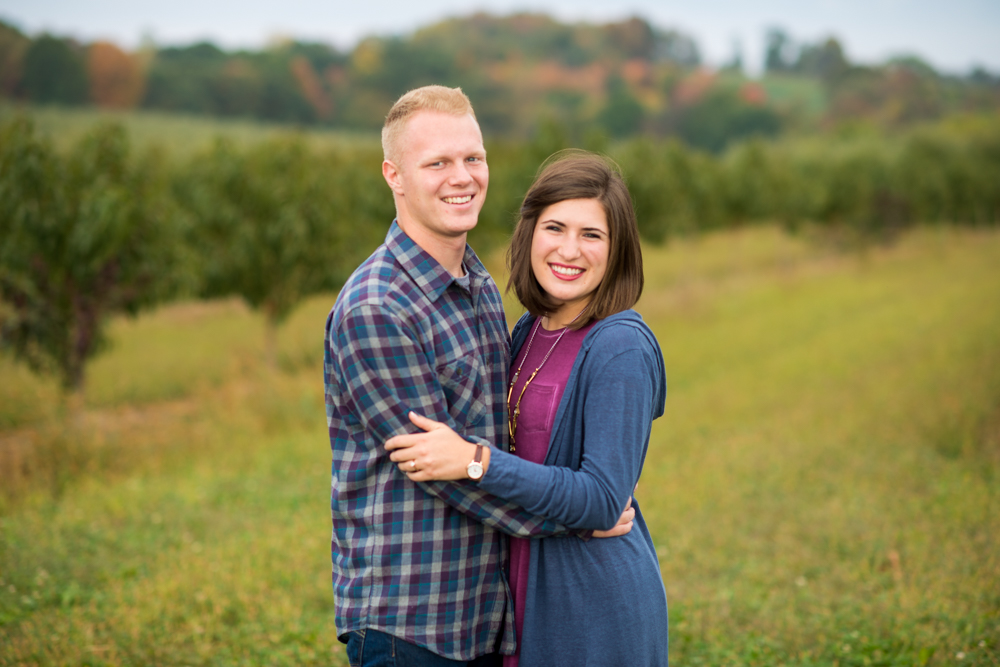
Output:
[558,235,581,259]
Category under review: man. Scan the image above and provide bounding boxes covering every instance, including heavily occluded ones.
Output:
[324,86,627,666]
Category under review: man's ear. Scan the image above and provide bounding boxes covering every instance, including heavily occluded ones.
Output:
[383,160,404,196]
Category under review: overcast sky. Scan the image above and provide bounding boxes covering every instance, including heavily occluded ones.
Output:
[1,0,998,75]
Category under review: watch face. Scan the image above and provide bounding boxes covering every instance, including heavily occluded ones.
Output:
[467,462,484,480]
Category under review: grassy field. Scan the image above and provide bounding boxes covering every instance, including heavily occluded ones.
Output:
[1,225,998,665]
[0,103,380,156]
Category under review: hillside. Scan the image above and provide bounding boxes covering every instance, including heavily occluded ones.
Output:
[1,12,997,149]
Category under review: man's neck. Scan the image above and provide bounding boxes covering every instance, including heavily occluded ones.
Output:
[396,218,468,278]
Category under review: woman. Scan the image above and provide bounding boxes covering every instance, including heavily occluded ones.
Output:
[386,152,668,667]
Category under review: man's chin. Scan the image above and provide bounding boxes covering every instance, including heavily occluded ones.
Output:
[443,212,482,234]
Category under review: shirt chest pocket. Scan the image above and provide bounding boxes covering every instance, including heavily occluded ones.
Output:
[436,355,488,429]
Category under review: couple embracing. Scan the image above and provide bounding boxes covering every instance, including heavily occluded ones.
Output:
[324,85,668,667]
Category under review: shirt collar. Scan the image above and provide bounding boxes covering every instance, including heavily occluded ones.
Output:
[386,220,490,302]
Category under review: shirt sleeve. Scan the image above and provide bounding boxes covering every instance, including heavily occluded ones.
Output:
[477,333,661,531]
[331,301,580,538]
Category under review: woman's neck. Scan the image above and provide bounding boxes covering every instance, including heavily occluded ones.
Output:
[541,303,587,331]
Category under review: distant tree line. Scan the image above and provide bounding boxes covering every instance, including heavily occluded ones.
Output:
[2,114,999,396]
[1,13,998,151]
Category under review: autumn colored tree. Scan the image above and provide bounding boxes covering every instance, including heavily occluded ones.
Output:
[290,55,332,119]
[87,41,145,108]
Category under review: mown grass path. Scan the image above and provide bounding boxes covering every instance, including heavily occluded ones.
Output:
[2,226,998,666]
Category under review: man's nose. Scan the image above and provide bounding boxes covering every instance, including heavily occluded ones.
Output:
[448,162,473,185]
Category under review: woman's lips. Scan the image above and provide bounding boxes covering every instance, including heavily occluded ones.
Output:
[550,264,584,280]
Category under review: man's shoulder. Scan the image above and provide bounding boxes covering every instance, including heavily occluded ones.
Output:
[330,243,425,329]
[336,244,396,310]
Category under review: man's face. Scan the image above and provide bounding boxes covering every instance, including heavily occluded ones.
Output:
[383,111,488,244]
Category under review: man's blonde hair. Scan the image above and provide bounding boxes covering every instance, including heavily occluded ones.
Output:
[381,85,477,163]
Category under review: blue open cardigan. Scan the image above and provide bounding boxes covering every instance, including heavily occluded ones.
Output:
[480,310,669,667]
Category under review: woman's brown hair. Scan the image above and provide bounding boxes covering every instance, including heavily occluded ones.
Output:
[506,150,644,329]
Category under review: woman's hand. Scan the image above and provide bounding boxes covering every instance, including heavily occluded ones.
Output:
[592,497,634,538]
[385,412,486,481]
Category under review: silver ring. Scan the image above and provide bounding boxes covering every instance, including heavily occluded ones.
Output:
[409,460,416,470]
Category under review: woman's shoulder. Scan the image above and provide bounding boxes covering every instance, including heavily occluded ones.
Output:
[585,310,660,353]
[582,311,667,411]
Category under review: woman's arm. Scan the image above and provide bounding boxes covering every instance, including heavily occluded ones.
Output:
[385,411,636,537]
[483,345,658,530]
[333,302,582,538]
[386,329,662,531]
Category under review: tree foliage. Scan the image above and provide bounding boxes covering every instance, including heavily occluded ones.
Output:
[614,114,1000,243]
[0,19,29,97]
[1,13,997,146]
[2,109,998,390]
[141,41,325,123]
[172,136,390,364]
[0,118,184,393]
[673,87,784,153]
[87,41,145,109]
[21,34,88,104]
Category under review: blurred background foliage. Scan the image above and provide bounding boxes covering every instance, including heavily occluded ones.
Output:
[0,12,998,149]
[1,108,999,394]
[0,102,1000,390]
[0,118,186,395]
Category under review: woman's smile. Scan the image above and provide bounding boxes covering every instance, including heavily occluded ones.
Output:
[549,262,585,279]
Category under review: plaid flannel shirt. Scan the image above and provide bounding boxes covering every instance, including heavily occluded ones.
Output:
[324,222,572,661]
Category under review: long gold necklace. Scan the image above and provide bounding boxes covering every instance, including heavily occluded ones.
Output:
[507,315,578,451]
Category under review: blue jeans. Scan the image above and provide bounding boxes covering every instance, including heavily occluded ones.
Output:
[346,629,501,667]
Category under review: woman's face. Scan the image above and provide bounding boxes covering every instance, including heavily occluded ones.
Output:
[530,198,610,326]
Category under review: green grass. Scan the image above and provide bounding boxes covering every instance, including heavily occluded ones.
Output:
[0,103,380,155]
[639,227,1000,664]
[2,225,999,665]
[0,295,336,429]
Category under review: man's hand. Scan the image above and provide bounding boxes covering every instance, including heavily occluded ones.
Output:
[385,412,487,481]
[592,497,634,538]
